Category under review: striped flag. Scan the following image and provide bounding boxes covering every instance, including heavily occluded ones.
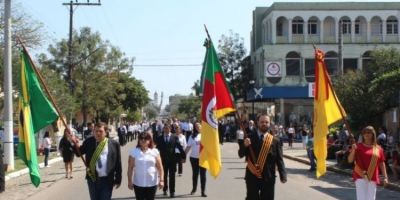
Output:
[18,49,58,187]
[313,48,346,178]
[199,38,235,177]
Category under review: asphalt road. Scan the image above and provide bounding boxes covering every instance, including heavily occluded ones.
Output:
[3,140,400,200]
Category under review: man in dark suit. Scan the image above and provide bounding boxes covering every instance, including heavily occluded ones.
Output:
[238,114,287,200]
[156,123,186,198]
[76,122,122,200]
[83,122,94,140]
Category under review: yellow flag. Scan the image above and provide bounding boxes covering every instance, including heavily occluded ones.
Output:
[313,49,346,178]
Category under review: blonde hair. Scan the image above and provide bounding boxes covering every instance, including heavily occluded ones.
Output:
[361,126,377,145]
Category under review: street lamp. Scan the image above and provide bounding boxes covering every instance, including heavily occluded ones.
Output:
[249,80,255,120]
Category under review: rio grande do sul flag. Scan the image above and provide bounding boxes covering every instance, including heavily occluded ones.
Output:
[313,48,346,178]
[199,38,235,178]
[18,49,58,187]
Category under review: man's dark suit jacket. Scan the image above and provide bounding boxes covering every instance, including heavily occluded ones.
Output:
[78,137,122,185]
[238,129,287,184]
[156,134,186,165]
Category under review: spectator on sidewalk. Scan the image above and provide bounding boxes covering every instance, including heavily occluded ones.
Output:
[127,131,164,200]
[42,131,52,168]
[391,142,400,180]
[348,126,388,200]
[306,132,316,172]
[287,124,295,148]
[59,129,75,179]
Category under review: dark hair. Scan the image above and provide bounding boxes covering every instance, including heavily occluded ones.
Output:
[136,131,154,148]
[44,131,50,138]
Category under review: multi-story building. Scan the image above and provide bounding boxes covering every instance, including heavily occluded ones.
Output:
[248,2,400,129]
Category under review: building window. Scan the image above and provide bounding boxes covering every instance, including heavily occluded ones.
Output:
[308,20,317,34]
[371,19,382,35]
[343,58,358,72]
[387,19,398,34]
[325,51,338,75]
[286,52,301,76]
[292,19,304,34]
[304,59,315,82]
[355,20,360,34]
[341,19,351,34]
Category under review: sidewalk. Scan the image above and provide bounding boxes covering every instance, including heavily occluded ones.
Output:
[283,142,400,192]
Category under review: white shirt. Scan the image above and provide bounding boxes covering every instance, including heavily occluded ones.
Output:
[187,134,201,158]
[43,137,52,149]
[130,147,160,187]
[188,123,194,131]
[175,134,187,153]
[128,125,135,132]
[96,140,109,177]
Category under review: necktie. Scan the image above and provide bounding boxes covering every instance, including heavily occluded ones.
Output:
[260,134,264,141]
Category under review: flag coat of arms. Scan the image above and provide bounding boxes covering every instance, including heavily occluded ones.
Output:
[18,49,59,187]
[313,48,346,178]
[199,39,235,177]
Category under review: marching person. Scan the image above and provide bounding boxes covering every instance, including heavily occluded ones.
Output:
[185,122,207,197]
[238,114,287,200]
[348,126,388,200]
[127,131,164,200]
[75,122,122,200]
[156,123,186,198]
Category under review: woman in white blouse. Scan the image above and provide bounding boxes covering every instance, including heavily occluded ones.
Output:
[127,131,164,200]
[173,124,187,176]
[185,123,207,197]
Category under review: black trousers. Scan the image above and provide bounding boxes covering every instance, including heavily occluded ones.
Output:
[176,154,183,174]
[245,176,275,200]
[190,157,206,193]
[133,185,157,200]
[162,161,176,194]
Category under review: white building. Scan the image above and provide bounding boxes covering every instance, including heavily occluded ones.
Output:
[249,2,400,127]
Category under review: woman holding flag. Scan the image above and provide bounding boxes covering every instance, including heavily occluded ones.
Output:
[348,126,388,200]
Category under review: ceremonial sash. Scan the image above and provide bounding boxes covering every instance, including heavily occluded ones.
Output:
[354,145,379,181]
[247,134,273,178]
[88,138,108,181]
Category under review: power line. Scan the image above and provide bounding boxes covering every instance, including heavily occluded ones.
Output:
[133,64,201,67]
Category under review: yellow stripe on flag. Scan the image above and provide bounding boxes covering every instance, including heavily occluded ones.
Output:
[199,121,222,177]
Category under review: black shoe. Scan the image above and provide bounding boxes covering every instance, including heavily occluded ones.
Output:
[163,191,167,196]
[170,193,175,198]
[190,190,196,195]
[201,193,207,197]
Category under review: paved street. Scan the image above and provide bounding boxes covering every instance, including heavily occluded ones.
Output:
[2,140,400,200]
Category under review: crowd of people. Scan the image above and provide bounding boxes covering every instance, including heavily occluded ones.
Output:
[36,114,400,200]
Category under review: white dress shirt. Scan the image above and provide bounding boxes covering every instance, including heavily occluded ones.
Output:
[96,141,109,177]
[187,134,201,158]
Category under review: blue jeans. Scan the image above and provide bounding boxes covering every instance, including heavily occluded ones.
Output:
[87,178,114,200]
[307,148,316,170]
[44,148,50,166]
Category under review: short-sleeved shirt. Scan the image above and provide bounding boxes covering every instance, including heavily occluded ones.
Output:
[352,143,385,184]
[129,147,160,187]
[187,134,201,158]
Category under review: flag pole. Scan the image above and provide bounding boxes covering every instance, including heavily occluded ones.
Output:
[17,37,87,166]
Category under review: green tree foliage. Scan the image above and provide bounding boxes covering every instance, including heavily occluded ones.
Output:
[177,96,201,119]
[333,47,400,128]
[39,27,148,124]
[217,30,247,99]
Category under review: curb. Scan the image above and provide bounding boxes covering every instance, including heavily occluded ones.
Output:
[5,157,63,181]
[283,154,400,192]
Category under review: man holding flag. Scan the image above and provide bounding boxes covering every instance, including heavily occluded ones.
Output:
[238,114,287,200]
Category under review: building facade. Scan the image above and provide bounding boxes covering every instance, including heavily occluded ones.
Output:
[248,2,400,128]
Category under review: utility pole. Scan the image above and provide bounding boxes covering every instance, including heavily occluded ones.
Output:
[2,0,13,172]
[62,0,101,94]
[338,20,343,75]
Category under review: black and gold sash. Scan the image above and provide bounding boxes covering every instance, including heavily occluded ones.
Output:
[354,145,379,181]
[247,134,273,178]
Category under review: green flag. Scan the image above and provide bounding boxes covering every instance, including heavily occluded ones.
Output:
[18,49,58,187]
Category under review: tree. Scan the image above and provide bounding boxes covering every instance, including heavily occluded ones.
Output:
[40,27,148,125]
[217,30,247,99]
[177,96,201,119]
[333,47,400,129]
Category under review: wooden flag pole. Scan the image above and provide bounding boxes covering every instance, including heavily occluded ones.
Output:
[17,37,87,167]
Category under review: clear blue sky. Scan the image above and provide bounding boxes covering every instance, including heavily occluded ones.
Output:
[18,0,399,106]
